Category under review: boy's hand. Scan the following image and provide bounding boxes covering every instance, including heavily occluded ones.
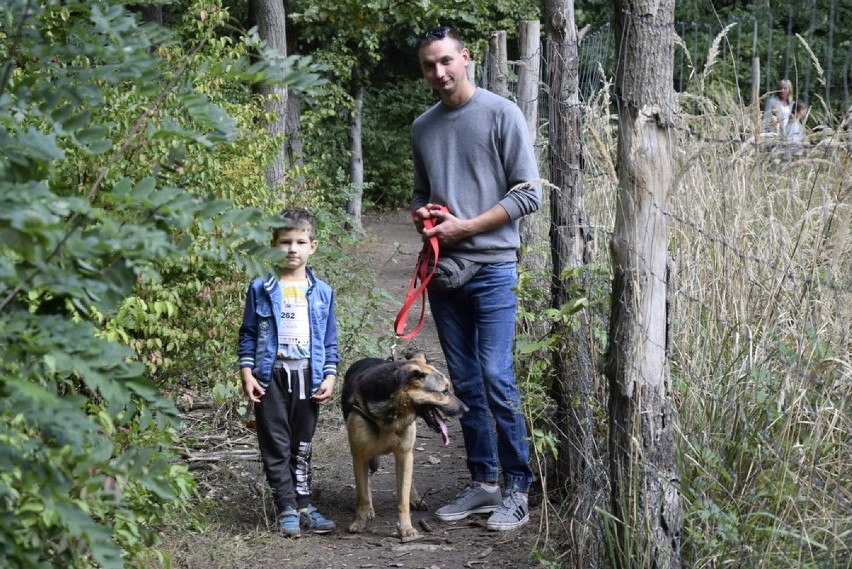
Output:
[311,375,336,404]
[241,369,265,403]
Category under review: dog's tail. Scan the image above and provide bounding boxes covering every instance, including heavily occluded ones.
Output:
[369,457,380,474]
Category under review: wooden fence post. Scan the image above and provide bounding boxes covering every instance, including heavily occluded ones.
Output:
[517,21,541,148]
[517,21,549,280]
[543,1,602,564]
[488,30,509,97]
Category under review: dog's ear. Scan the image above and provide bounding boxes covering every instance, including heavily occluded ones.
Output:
[405,352,428,365]
[395,361,426,388]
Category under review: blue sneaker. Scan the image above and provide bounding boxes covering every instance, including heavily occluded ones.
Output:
[299,505,336,534]
[278,506,301,538]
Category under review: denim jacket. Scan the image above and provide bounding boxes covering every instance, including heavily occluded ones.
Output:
[237,270,339,391]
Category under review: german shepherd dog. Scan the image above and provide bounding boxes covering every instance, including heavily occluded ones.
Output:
[342,353,467,538]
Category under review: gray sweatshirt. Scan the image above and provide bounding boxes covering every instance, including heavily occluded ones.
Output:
[412,88,541,263]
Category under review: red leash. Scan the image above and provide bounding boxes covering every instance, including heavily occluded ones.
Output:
[394,206,448,339]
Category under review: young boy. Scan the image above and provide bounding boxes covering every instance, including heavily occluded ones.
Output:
[238,207,339,538]
[785,101,808,146]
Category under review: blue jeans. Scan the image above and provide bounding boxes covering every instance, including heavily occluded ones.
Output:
[427,262,533,493]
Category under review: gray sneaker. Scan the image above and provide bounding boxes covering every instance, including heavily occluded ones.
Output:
[485,490,529,531]
[435,482,502,522]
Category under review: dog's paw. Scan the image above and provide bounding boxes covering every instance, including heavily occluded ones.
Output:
[354,506,375,520]
[397,524,419,539]
[411,498,429,511]
[348,508,375,533]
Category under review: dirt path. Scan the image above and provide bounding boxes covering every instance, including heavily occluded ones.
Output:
[175,210,541,569]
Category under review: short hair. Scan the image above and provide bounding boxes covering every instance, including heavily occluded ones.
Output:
[413,26,464,51]
[272,207,316,241]
[793,101,808,114]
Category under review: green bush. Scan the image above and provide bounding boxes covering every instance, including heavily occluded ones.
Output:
[362,76,438,209]
[0,1,323,567]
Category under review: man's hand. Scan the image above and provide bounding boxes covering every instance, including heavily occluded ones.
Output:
[414,202,510,245]
[311,375,336,404]
[413,204,469,245]
[424,208,470,244]
[241,369,265,403]
[411,206,431,234]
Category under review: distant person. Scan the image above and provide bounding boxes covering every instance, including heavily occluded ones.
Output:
[785,101,809,151]
[238,207,339,538]
[410,26,541,531]
[762,78,795,136]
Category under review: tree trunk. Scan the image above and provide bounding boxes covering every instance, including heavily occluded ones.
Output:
[282,0,305,192]
[284,92,306,192]
[346,78,364,229]
[140,6,162,26]
[607,1,682,567]
[543,2,601,567]
[251,0,289,200]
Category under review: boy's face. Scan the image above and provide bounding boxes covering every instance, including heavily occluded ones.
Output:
[272,227,317,271]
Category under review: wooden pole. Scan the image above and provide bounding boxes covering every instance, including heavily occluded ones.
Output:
[489,30,509,97]
[517,21,541,148]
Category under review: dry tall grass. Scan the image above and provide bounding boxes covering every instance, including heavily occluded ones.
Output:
[669,110,850,567]
[577,68,851,565]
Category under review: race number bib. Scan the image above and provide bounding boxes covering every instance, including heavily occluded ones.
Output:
[278,281,310,360]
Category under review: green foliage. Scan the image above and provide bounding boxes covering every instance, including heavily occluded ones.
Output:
[0,1,324,567]
[297,71,435,212]
[676,320,851,566]
[672,0,852,114]
[409,0,540,51]
[575,0,611,30]
[289,0,540,211]
[514,262,600,480]
[362,76,437,209]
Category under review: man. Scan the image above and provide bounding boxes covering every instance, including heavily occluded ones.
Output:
[410,26,541,531]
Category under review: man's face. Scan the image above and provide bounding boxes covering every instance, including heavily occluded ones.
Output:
[418,37,470,97]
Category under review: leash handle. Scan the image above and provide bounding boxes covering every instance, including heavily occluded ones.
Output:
[393,206,447,339]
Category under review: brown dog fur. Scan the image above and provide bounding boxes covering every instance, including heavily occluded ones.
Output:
[341,353,466,538]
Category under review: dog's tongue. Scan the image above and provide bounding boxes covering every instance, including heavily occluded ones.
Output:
[437,415,449,446]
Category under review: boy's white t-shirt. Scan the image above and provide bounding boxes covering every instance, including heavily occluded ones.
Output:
[786,119,804,143]
[277,279,311,360]
[777,102,792,128]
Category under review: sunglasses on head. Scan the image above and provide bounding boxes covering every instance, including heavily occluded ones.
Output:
[414,27,457,48]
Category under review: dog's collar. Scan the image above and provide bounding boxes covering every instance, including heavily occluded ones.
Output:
[352,402,378,426]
